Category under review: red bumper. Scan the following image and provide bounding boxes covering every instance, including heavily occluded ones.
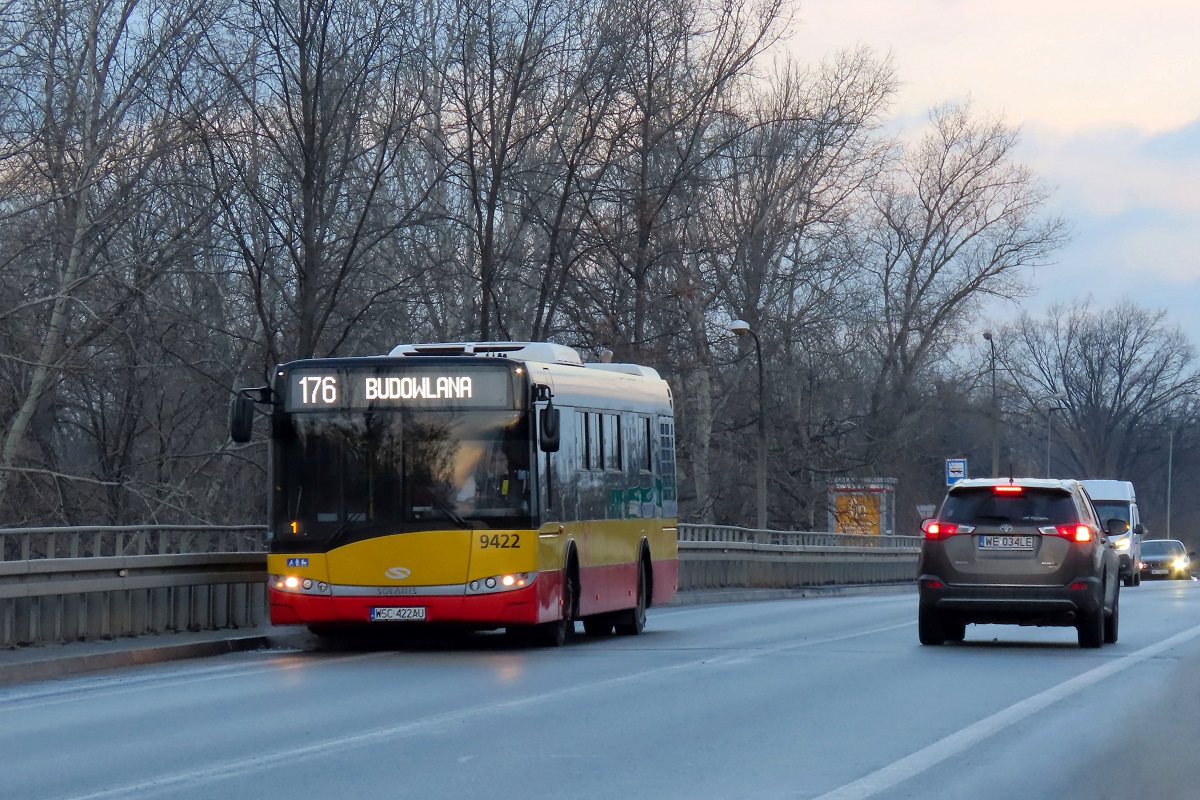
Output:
[270,573,563,627]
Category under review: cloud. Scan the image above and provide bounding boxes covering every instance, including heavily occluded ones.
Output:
[795,0,1200,135]
[987,119,1200,345]
[1020,120,1200,216]
[1009,203,1200,345]
[1141,117,1200,160]
[792,1,1200,346]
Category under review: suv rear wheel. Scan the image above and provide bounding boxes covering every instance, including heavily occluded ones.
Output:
[918,605,946,646]
[1103,592,1119,644]
[1077,601,1105,648]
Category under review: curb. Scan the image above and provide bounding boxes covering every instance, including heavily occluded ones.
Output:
[0,632,306,687]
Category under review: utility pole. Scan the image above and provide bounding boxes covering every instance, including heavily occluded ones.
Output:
[730,320,767,531]
[983,332,998,477]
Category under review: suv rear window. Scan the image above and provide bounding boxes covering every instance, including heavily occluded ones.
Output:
[939,487,1078,526]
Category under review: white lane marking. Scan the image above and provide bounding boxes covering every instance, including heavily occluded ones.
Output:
[711,621,914,666]
[810,622,1200,800]
[58,619,914,800]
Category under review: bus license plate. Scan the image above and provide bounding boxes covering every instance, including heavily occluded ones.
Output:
[371,607,426,622]
[979,535,1034,550]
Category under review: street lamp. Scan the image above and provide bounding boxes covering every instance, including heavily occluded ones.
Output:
[982,332,998,477]
[1167,425,1175,538]
[730,319,767,531]
[1044,397,1067,478]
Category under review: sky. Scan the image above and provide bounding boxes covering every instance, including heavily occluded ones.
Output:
[794,0,1200,347]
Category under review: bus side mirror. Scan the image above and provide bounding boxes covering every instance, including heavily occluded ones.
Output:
[539,402,560,453]
[230,391,257,443]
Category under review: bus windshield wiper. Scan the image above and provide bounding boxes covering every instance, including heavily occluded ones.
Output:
[325,519,380,550]
[431,498,472,529]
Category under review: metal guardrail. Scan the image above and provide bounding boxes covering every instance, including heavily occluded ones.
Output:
[0,523,920,647]
[0,526,269,648]
[678,524,923,550]
[677,524,920,590]
[0,525,267,561]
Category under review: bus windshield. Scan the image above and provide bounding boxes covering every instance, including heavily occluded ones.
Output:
[270,409,533,546]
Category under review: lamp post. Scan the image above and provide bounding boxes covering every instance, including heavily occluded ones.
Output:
[730,319,767,531]
[982,332,998,477]
[1045,400,1067,478]
[1167,426,1174,538]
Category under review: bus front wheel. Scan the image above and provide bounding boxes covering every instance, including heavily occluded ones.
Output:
[614,560,647,636]
[532,562,578,647]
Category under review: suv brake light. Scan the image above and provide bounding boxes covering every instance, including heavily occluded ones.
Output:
[1038,524,1093,542]
[923,521,976,540]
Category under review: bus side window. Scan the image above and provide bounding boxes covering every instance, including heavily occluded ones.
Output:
[659,417,677,514]
[597,411,605,469]
[606,414,621,471]
[578,411,591,470]
[641,416,652,472]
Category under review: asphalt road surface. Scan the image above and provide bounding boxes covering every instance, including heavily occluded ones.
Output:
[5,580,1200,800]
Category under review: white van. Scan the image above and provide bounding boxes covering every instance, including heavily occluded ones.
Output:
[1080,480,1144,587]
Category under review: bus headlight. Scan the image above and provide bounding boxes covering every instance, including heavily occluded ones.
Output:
[1114,538,1130,551]
[270,575,332,595]
[467,572,536,594]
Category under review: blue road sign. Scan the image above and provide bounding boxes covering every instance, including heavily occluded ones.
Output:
[946,458,967,486]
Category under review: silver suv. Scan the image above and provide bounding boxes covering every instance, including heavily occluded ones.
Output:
[918,478,1120,648]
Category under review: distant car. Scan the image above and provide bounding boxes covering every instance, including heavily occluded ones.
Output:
[1138,539,1194,580]
[918,477,1121,648]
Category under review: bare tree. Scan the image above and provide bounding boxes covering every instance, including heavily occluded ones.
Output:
[1003,298,1200,477]
[0,0,211,511]
[582,0,786,360]
[194,0,432,365]
[681,48,894,523]
[857,102,1067,452]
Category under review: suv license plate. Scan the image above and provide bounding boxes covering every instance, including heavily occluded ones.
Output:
[979,535,1034,550]
[371,607,426,622]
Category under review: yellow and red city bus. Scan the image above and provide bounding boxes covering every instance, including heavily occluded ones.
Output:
[231,341,677,645]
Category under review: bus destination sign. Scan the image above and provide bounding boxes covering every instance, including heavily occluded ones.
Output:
[284,366,514,411]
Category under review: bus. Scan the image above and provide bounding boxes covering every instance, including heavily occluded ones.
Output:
[230,341,678,645]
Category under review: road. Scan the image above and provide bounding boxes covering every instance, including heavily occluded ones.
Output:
[4,581,1199,800]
